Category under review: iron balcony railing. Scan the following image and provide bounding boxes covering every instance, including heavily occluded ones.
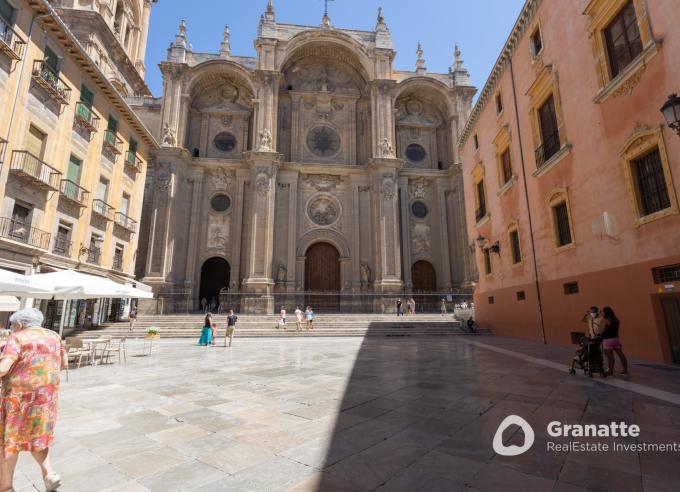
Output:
[31,60,71,105]
[475,207,487,223]
[103,129,123,155]
[59,179,89,207]
[87,247,101,265]
[124,150,143,173]
[10,150,61,191]
[74,102,100,133]
[0,137,6,165]
[112,254,123,271]
[0,217,50,250]
[535,131,561,169]
[92,199,115,221]
[114,212,137,233]
[52,237,72,257]
[0,16,26,61]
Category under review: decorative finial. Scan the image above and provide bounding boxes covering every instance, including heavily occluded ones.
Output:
[376,6,388,32]
[321,0,334,27]
[220,25,231,56]
[264,0,275,22]
[377,6,384,23]
[416,42,426,73]
[174,18,187,49]
[179,18,186,36]
[267,0,274,13]
[454,44,463,70]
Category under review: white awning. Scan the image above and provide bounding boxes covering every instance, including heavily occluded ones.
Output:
[0,268,54,297]
[0,296,20,312]
[30,270,153,299]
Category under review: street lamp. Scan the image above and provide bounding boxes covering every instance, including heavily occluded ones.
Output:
[661,94,680,136]
[475,235,500,255]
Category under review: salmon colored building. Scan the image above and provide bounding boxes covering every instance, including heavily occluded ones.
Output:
[459,0,680,363]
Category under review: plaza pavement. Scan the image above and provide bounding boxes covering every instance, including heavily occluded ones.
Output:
[12,333,680,492]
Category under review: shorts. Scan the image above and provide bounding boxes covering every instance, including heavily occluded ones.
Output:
[602,337,622,350]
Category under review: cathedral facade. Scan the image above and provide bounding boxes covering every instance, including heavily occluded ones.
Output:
[136,3,477,313]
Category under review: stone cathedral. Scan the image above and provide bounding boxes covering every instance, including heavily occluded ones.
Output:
[135,2,477,313]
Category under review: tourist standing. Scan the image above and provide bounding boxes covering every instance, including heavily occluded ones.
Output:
[129,305,137,332]
[198,314,214,346]
[201,297,208,314]
[0,308,65,492]
[582,306,603,339]
[279,305,287,330]
[396,299,403,317]
[305,306,314,330]
[294,305,303,331]
[225,310,238,347]
[409,297,416,315]
[440,298,447,316]
[601,307,629,376]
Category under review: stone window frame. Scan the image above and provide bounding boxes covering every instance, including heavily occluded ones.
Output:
[529,21,544,61]
[584,0,661,104]
[471,162,489,227]
[507,219,523,267]
[209,192,233,214]
[494,90,503,117]
[527,65,571,178]
[620,125,678,227]
[547,188,576,254]
[493,125,517,196]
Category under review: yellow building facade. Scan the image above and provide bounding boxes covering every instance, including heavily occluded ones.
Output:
[0,0,157,328]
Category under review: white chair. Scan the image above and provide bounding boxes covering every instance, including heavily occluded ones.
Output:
[102,337,127,364]
[65,337,91,369]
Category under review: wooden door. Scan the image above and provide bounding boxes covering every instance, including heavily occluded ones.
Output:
[412,261,436,292]
[305,243,340,312]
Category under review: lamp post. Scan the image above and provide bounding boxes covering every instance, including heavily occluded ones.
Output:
[661,94,680,136]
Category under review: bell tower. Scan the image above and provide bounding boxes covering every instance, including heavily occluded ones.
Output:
[51,0,157,96]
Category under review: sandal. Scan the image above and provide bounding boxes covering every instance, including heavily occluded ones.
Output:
[45,473,62,491]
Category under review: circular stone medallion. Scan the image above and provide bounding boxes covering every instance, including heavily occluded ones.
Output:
[214,132,237,152]
[308,196,340,226]
[411,201,429,219]
[307,126,341,158]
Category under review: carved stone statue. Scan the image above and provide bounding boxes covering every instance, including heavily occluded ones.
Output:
[161,123,176,147]
[380,173,396,199]
[209,227,227,249]
[254,170,271,195]
[258,128,273,151]
[379,137,394,158]
[360,262,371,285]
[276,263,287,283]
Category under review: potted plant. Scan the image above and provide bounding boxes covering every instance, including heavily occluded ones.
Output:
[145,326,160,340]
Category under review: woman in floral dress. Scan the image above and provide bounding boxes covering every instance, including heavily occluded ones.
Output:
[0,308,65,491]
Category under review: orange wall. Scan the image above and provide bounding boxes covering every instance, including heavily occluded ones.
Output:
[461,0,680,362]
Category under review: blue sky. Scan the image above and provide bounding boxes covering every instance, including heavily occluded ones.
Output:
[144,0,526,97]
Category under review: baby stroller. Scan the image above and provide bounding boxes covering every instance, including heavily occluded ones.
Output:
[569,332,607,378]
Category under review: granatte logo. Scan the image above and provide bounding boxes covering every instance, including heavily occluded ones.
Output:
[492,415,535,456]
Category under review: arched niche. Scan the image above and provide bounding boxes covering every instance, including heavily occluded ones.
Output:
[394,80,454,170]
[277,41,372,165]
[184,63,255,159]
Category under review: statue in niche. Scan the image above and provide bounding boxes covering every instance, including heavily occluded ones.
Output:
[276,263,287,283]
[258,128,273,151]
[360,263,371,285]
[379,137,394,158]
[161,123,176,146]
[317,66,331,92]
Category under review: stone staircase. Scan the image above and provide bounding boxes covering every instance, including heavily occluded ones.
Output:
[72,314,489,339]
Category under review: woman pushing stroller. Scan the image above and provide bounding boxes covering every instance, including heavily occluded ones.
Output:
[570,306,628,377]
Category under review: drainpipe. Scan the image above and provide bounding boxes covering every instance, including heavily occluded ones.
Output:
[1,10,53,170]
[508,57,547,344]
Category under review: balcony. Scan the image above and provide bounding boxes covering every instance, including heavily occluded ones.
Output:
[535,131,561,169]
[0,17,26,61]
[112,254,123,271]
[31,60,71,106]
[86,247,101,265]
[114,212,137,233]
[10,150,61,191]
[103,129,123,155]
[92,199,114,221]
[0,217,50,250]
[124,150,143,174]
[52,237,72,257]
[59,179,89,207]
[73,102,100,134]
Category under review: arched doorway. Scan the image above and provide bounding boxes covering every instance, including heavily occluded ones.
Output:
[305,242,340,312]
[199,257,230,311]
[412,260,437,312]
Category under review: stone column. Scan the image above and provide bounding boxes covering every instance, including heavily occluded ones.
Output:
[349,176,362,290]
[436,181,453,289]
[253,70,279,151]
[143,158,176,283]
[398,177,413,290]
[183,170,204,299]
[135,0,153,76]
[159,64,184,147]
[241,151,282,313]
[370,80,396,157]
[369,158,404,304]
[286,175,299,293]
[230,169,248,291]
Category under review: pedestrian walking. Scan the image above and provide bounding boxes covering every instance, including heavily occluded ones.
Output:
[396,299,403,317]
[601,307,629,376]
[225,310,238,347]
[305,305,314,330]
[0,308,65,492]
[440,298,447,316]
[128,305,137,332]
[409,297,416,315]
[279,305,287,330]
[198,314,214,346]
[201,297,208,314]
[294,305,303,331]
